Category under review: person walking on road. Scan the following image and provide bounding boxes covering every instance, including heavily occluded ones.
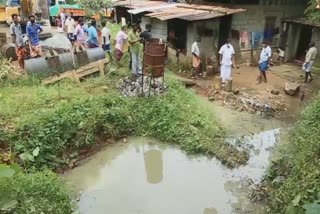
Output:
[128,23,142,76]
[219,39,235,84]
[101,21,112,60]
[65,12,75,43]
[191,37,201,78]
[26,15,43,58]
[114,26,128,66]
[303,42,317,83]
[10,13,25,69]
[257,41,272,84]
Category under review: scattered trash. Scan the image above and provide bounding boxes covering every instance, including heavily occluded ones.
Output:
[117,76,167,97]
[208,89,287,118]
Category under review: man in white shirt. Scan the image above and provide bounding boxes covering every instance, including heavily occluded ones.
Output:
[60,9,66,28]
[257,41,272,84]
[303,42,317,83]
[101,21,112,60]
[219,39,235,83]
[191,37,201,78]
[65,12,75,43]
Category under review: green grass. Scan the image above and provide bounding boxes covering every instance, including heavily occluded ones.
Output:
[0,170,74,214]
[1,73,248,170]
[265,94,320,213]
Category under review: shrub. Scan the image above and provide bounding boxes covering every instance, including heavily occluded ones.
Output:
[7,79,248,170]
[0,170,74,214]
[265,94,320,213]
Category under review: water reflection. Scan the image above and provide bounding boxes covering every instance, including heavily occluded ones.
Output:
[203,208,218,214]
[64,130,280,214]
[144,148,163,184]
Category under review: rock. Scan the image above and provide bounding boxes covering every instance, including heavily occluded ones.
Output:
[284,82,300,96]
[233,88,240,95]
[271,90,280,95]
[208,96,215,102]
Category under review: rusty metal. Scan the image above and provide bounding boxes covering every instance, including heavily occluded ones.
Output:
[143,39,165,78]
[118,0,246,21]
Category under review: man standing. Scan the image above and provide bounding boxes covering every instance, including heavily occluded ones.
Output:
[60,9,66,28]
[10,13,25,69]
[86,19,99,48]
[303,42,317,83]
[74,18,86,47]
[128,24,142,76]
[140,24,152,46]
[191,37,201,78]
[257,41,272,84]
[65,12,75,43]
[219,39,235,84]
[26,15,43,58]
[114,26,128,66]
[101,21,112,60]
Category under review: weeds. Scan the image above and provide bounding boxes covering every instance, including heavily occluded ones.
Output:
[265,94,320,213]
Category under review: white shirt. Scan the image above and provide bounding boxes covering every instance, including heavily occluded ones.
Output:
[65,17,75,33]
[101,27,111,45]
[259,46,272,63]
[60,12,65,22]
[191,41,200,57]
[219,44,235,66]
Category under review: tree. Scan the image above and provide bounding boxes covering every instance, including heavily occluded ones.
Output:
[75,0,113,17]
[305,0,320,22]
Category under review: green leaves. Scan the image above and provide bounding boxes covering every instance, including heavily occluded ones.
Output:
[303,201,320,214]
[0,164,21,178]
[293,194,301,207]
[32,147,40,157]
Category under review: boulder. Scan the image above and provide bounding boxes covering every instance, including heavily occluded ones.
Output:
[271,90,280,95]
[233,88,240,95]
[208,96,215,102]
[284,82,300,96]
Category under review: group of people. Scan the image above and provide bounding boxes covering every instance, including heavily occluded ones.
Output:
[10,14,43,69]
[192,37,317,85]
[113,23,152,77]
[56,12,112,57]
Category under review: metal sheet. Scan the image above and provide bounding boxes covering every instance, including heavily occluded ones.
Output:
[128,4,176,14]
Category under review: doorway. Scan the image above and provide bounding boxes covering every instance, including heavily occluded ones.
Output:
[296,25,313,61]
[218,15,232,50]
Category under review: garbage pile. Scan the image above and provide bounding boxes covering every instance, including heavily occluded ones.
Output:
[208,90,287,118]
[117,76,167,97]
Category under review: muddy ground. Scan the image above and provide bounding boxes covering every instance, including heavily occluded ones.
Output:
[174,62,320,121]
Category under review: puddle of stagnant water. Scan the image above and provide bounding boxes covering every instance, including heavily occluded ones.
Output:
[63,129,280,214]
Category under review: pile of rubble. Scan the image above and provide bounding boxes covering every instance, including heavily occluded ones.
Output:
[117,76,167,97]
[208,89,287,118]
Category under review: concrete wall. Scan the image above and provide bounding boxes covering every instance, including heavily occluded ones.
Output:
[311,28,320,57]
[141,17,167,41]
[229,4,305,63]
[186,19,220,59]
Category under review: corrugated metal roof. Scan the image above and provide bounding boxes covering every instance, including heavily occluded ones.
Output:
[283,17,320,27]
[114,0,246,21]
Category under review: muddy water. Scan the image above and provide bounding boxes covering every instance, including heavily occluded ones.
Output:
[64,128,280,214]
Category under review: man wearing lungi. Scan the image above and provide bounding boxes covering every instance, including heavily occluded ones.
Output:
[303,42,317,83]
[219,39,235,84]
[257,41,272,84]
[26,15,43,58]
[191,38,201,78]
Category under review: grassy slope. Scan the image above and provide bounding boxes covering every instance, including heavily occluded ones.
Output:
[266,95,320,213]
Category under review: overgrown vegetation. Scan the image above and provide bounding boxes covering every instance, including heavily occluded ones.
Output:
[1,73,248,170]
[265,94,320,213]
[0,168,74,214]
